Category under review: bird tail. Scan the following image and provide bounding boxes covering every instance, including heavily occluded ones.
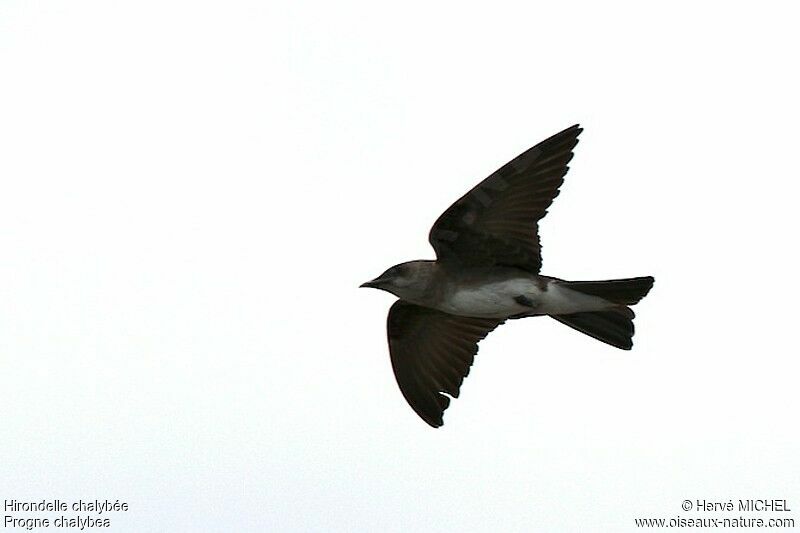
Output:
[550,276,654,350]
[558,276,654,305]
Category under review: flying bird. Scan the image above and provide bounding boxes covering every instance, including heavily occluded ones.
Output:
[361,125,654,427]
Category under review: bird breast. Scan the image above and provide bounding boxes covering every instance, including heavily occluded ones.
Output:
[442,278,544,319]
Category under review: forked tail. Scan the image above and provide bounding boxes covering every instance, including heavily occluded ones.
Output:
[551,276,654,350]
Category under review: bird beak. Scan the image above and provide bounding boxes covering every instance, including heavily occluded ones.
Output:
[360,277,385,289]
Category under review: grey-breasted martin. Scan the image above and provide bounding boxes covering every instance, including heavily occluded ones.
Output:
[361,125,654,427]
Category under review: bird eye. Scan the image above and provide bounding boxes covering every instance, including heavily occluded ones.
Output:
[388,266,404,278]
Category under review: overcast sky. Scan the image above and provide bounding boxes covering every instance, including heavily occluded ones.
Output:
[1,1,799,531]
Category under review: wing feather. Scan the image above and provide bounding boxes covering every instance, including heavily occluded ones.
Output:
[387,301,504,427]
[429,124,582,273]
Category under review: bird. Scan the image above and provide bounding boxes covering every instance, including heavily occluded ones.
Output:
[360,125,654,427]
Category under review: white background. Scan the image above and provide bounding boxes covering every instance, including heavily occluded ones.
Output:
[1,1,798,531]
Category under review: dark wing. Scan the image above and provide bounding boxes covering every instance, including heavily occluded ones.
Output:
[429,124,582,273]
[387,300,505,427]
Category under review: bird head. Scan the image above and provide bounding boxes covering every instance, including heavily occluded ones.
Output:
[360,261,434,300]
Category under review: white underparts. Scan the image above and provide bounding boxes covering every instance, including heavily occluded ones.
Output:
[441,278,615,319]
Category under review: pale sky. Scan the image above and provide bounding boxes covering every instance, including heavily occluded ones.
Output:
[1,1,799,531]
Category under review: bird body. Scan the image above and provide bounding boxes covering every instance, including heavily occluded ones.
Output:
[361,125,654,427]
[369,261,616,319]
[444,272,550,318]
